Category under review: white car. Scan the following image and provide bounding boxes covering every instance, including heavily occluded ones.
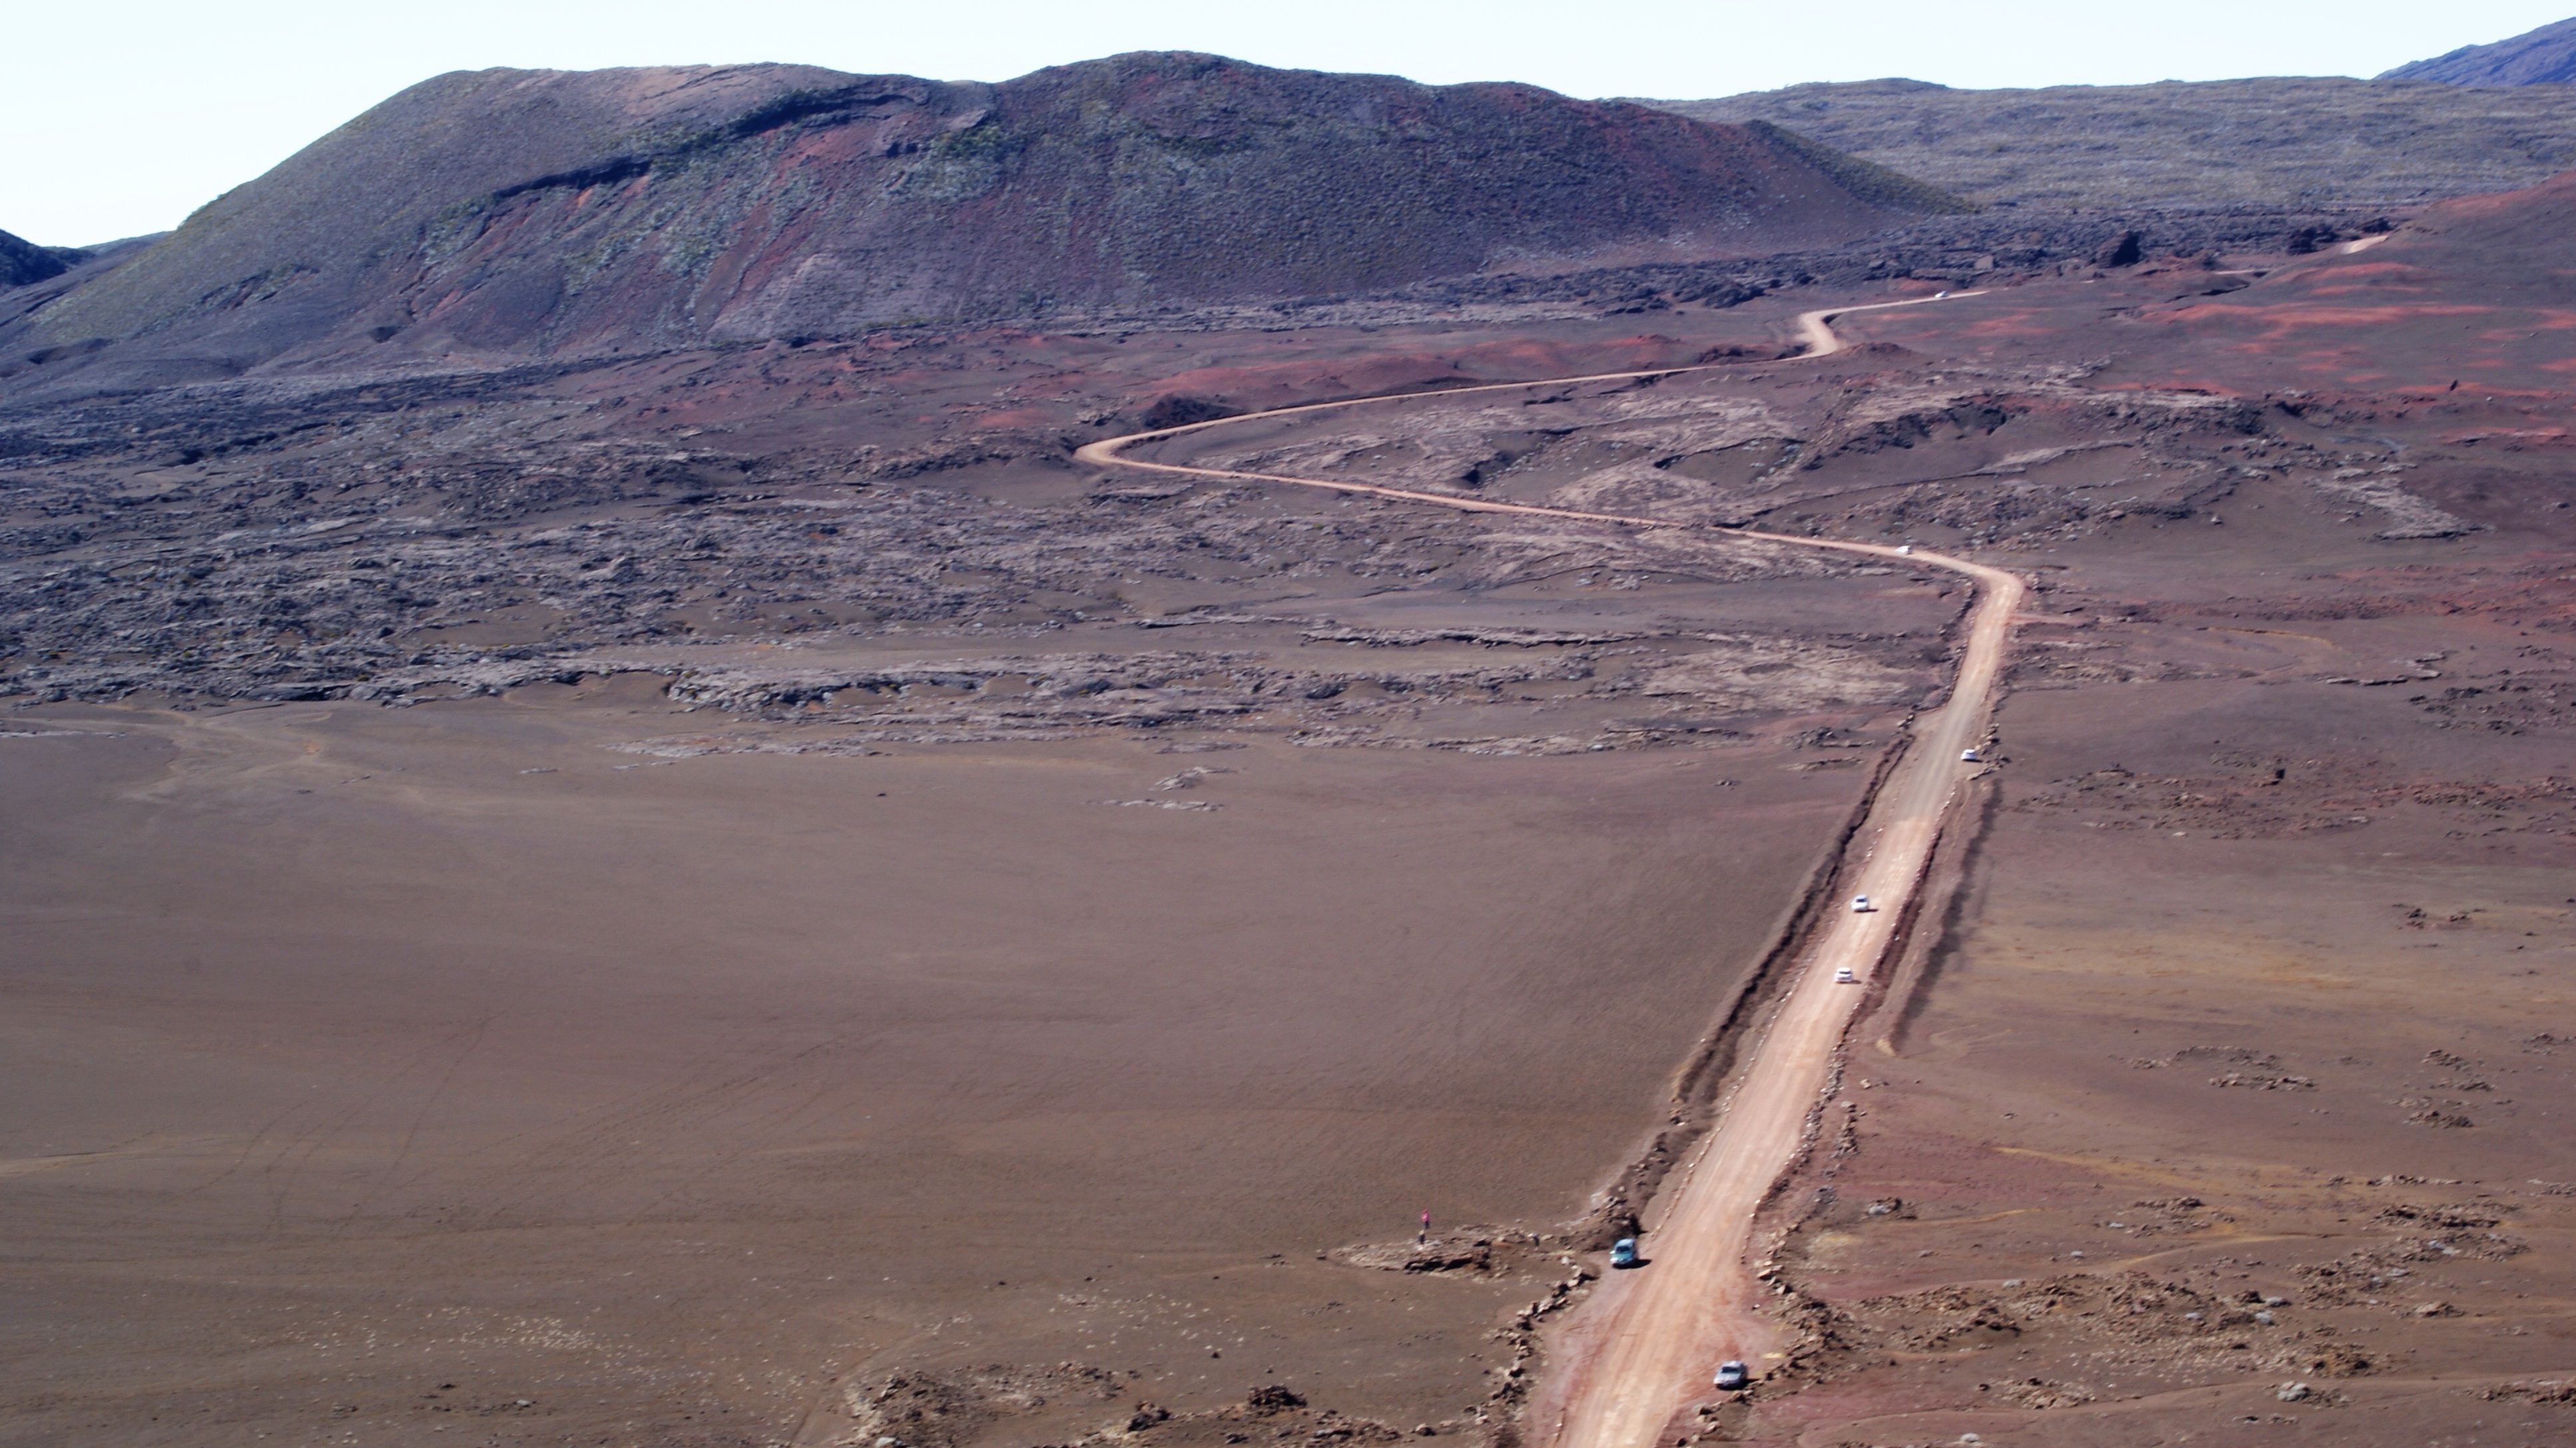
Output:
[1961,748,1980,763]
[1714,1360,1750,1390]
[1850,894,1873,913]
[1834,966,1858,984]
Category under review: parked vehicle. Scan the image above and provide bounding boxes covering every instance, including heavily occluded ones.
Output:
[1835,966,1857,984]
[1850,894,1873,913]
[1610,1238,1639,1269]
[1714,1360,1750,1390]
[1961,747,1980,762]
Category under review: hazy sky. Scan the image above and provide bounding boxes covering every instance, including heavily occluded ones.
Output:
[13,0,2573,245]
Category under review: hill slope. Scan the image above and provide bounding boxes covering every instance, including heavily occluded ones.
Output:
[2275,166,2576,305]
[1654,77,2576,208]
[4,54,1952,386]
[0,228,84,288]
[2382,15,2576,85]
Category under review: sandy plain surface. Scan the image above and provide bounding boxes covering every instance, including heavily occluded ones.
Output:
[0,611,1920,1445]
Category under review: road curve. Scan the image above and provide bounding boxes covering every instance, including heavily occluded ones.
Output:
[1792,291,1969,358]
[1076,294,2018,1448]
[1072,291,1975,489]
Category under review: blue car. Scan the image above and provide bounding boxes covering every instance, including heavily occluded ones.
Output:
[1610,1238,1639,1269]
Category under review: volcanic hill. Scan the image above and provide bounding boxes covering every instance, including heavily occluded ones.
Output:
[2381,13,2576,84]
[1,53,1955,389]
[1656,75,2576,208]
[0,227,84,288]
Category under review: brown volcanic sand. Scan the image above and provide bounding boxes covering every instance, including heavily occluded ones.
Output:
[1,671,1883,1446]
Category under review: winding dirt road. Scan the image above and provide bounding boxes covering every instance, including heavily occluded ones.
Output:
[1077,293,2018,1448]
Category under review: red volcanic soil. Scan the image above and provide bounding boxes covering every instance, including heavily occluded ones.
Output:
[2024,174,2576,401]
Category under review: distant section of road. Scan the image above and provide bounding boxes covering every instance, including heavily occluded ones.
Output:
[1792,292,1971,358]
[1074,292,1981,522]
[1079,293,2016,1448]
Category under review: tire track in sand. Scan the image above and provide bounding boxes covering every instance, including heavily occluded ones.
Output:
[1076,293,2018,1448]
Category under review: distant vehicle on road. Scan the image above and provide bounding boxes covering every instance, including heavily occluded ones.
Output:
[1714,1360,1749,1390]
[1850,894,1874,913]
[1961,747,1980,762]
[1834,966,1857,984]
[1897,544,1913,556]
[1610,1238,1640,1269]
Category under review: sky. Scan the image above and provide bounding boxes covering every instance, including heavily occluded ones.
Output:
[13,0,2575,246]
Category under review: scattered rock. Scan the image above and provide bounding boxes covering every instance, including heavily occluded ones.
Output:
[1142,395,1242,431]
[1247,1386,1307,1415]
[2283,224,2340,254]
[2094,231,2144,268]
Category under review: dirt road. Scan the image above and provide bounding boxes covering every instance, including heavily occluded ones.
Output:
[1792,292,1975,358]
[1079,293,2018,1448]
[1072,293,1977,496]
[1531,558,2018,1448]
